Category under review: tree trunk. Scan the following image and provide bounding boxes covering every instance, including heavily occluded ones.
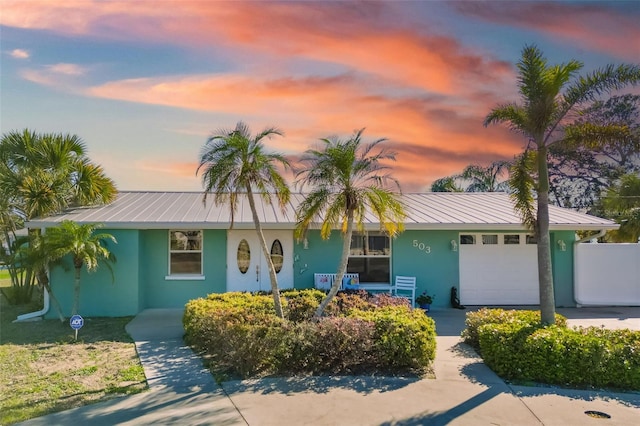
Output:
[537,144,556,325]
[314,209,354,317]
[72,266,81,316]
[246,187,285,319]
[37,268,66,322]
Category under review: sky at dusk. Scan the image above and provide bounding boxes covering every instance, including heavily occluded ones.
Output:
[1,1,639,193]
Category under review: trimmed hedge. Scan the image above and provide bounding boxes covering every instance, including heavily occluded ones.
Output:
[461,308,567,351]
[183,290,436,379]
[461,308,640,391]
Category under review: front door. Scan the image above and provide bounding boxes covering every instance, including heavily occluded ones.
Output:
[227,230,294,292]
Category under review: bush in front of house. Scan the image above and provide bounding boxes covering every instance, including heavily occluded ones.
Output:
[461,308,567,351]
[183,290,436,379]
[464,308,640,391]
[351,307,436,370]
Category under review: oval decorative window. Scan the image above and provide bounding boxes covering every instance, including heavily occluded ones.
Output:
[270,239,284,273]
[237,239,250,274]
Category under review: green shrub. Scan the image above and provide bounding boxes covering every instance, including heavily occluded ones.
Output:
[477,322,640,391]
[183,292,283,377]
[351,306,436,372]
[281,289,324,322]
[274,317,377,375]
[184,291,436,378]
[477,321,541,379]
[461,308,567,350]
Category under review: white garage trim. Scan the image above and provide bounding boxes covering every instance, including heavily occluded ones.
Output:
[459,233,540,305]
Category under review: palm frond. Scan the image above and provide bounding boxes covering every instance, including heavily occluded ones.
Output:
[509,151,537,231]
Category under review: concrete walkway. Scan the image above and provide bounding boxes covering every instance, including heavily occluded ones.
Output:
[18,307,640,425]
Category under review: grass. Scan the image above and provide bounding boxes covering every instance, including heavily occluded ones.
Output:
[0,269,10,287]
[0,280,148,425]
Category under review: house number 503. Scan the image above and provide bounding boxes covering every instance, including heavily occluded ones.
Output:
[412,239,431,254]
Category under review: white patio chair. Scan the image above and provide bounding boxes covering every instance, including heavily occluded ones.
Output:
[341,273,360,290]
[393,276,416,306]
[314,273,334,291]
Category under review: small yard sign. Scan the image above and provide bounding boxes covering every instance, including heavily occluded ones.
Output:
[70,314,84,340]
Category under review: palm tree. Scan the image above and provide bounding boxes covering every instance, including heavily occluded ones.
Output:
[0,130,117,313]
[430,176,463,192]
[484,45,640,324]
[460,160,510,192]
[196,121,291,319]
[602,173,640,242]
[295,128,406,317]
[2,130,117,213]
[45,221,116,316]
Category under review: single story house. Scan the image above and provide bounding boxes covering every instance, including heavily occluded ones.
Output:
[26,191,618,318]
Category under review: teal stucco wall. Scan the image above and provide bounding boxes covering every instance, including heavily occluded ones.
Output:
[292,230,460,309]
[140,229,226,309]
[45,226,580,317]
[292,230,344,289]
[47,229,141,318]
[392,230,460,309]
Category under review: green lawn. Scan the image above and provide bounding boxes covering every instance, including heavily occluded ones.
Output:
[0,282,148,425]
[0,269,10,287]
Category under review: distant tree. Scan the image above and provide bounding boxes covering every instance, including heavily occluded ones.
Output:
[484,45,640,324]
[430,160,509,193]
[601,173,640,242]
[197,121,291,319]
[45,221,116,316]
[430,176,462,192]
[295,128,406,317]
[460,160,510,192]
[549,94,640,209]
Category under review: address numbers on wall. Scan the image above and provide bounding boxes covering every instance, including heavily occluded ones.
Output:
[412,239,431,254]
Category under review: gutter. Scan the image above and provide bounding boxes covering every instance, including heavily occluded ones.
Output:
[573,229,607,307]
[575,229,607,244]
[13,288,50,322]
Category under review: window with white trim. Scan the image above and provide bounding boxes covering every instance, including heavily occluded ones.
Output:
[169,230,203,275]
[504,234,520,245]
[460,234,476,244]
[346,231,390,283]
[482,234,498,245]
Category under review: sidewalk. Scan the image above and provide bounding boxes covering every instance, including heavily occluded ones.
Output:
[18,309,248,426]
[17,307,640,425]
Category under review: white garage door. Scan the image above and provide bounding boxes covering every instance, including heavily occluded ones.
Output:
[459,233,540,305]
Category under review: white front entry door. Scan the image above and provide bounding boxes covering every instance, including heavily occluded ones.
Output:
[227,230,294,292]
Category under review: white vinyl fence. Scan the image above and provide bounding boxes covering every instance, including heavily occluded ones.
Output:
[574,243,640,306]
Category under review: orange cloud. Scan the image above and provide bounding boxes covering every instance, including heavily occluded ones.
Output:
[1,1,533,191]
[2,1,513,96]
[86,71,524,191]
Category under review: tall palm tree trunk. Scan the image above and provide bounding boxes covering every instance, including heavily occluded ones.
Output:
[537,145,556,324]
[315,209,354,317]
[72,266,81,316]
[246,187,285,319]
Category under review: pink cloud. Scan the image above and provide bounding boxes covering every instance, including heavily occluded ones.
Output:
[9,48,29,59]
[1,1,532,190]
[86,71,524,191]
[454,1,640,61]
[2,1,513,96]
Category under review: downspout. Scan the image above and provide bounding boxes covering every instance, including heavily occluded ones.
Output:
[575,229,607,244]
[14,288,50,322]
[14,225,52,322]
[573,229,607,307]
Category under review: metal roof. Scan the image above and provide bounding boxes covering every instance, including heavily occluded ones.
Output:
[25,191,618,231]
